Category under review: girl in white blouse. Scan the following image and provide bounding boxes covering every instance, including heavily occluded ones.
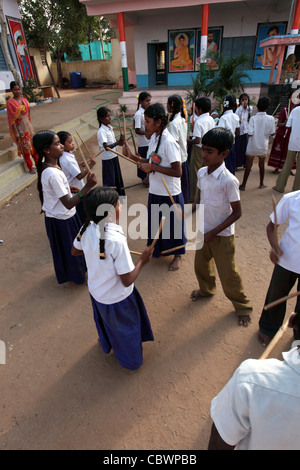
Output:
[34,130,97,285]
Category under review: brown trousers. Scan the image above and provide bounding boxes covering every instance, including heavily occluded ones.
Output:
[194,235,252,316]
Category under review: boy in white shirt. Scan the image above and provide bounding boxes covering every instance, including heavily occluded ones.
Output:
[187,97,215,202]
[273,103,300,193]
[239,96,275,190]
[258,190,300,346]
[191,127,252,327]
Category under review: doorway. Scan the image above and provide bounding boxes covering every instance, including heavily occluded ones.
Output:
[147,43,168,87]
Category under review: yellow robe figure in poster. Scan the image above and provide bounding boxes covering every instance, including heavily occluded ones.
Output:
[171,34,193,71]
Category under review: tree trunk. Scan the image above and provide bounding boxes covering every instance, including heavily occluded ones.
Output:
[43,47,60,99]
[0,0,20,84]
[56,55,64,89]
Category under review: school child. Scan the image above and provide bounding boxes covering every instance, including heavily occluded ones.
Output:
[72,186,154,370]
[123,103,187,272]
[273,102,300,194]
[268,91,296,174]
[191,127,252,327]
[258,190,300,346]
[211,109,219,125]
[97,107,125,195]
[34,130,97,285]
[239,96,275,191]
[187,104,199,164]
[235,93,252,168]
[187,97,215,203]
[167,94,190,204]
[57,131,96,224]
[217,94,240,175]
[134,92,151,186]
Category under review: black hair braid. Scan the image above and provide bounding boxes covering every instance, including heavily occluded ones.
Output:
[32,130,56,211]
[168,95,185,122]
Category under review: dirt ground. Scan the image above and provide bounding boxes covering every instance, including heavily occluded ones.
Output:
[0,88,297,451]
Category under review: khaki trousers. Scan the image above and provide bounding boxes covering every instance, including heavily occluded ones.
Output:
[194,235,252,316]
[189,145,203,203]
[274,150,300,193]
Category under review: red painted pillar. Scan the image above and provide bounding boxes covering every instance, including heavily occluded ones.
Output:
[118,12,129,92]
[200,4,209,74]
[287,0,300,56]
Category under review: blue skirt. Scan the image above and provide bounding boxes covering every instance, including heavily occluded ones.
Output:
[45,213,86,284]
[90,287,154,370]
[147,192,187,258]
[225,144,236,175]
[137,146,149,181]
[181,161,190,204]
[102,157,125,196]
[235,134,248,168]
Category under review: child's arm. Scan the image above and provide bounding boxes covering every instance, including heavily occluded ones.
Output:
[120,246,153,287]
[204,201,241,243]
[71,246,83,256]
[76,156,96,180]
[60,172,97,210]
[122,141,145,163]
[187,136,200,145]
[104,133,125,151]
[266,221,283,264]
[138,161,182,178]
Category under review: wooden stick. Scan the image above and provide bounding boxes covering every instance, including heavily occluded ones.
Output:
[272,102,281,116]
[75,130,92,158]
[150,216,166,250]
[131,241,199,256]
[122,111,126,138]
[117,114,122,134]
[109,147,138,165]
[74,135,91,172]
[272,195,279,253]
[95,148,105,157]
[130,128,138,154]
[161,175,184,220]
[259,316,291,360]
[264,291,300,310]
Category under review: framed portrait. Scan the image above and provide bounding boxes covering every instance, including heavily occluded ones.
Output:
[7,17,34,82]
[253,22,287,69]
[169,29,195,72]
[196,27,223,70]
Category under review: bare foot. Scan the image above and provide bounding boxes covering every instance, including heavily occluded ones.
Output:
[169,255,182,271]
[257,330,271,347]
[190,289,204,301]
[29,168,36,174]
[272,169,279,174]
[259,184,267,189]
[238,315,251,327]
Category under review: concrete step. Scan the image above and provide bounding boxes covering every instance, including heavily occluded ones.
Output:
[0,158,27,190]
[118,89,190,112]
[0,110,101,207]
[0,170,36,207]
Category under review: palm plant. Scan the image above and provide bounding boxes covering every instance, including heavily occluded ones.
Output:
[185,52,251,106]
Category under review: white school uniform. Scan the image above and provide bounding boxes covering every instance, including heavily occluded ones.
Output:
[246,112,275,156]
[41,167,76,220]
[134,107,150,148]
[211,348,300,450]
[168,112,188,163]
[286,105,300,151]
[218,110,240,141]
[193,112,215,148]
[59,151,84,190]
[235,105,252,135]
[269,190,300,274]
[97,124,116,160]
[197,162,240,236]
[147,128,181,196]
[73,222,135,304]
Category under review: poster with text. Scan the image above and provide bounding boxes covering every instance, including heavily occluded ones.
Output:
[7,17,33,82]
[169,30,195,72]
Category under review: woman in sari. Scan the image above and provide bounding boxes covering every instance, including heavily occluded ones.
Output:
[7,81,38,174]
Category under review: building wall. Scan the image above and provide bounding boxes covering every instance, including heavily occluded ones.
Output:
[133,2,293,87]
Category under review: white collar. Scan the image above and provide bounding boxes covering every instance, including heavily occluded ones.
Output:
[206,162,226,178]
